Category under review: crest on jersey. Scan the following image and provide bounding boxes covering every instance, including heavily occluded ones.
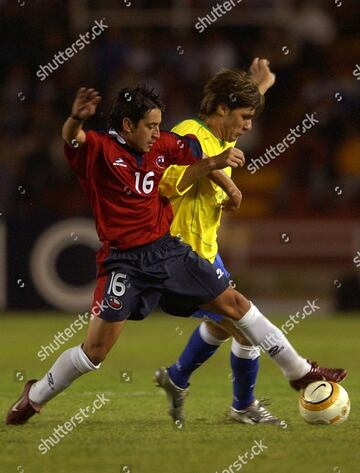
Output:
[156,155,165,169]
[106,296,123,311]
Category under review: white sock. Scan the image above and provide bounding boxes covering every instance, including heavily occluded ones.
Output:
[29,345,100,406]
[199,321,229,345]
[233,302,310,380]
[231,339,260,360]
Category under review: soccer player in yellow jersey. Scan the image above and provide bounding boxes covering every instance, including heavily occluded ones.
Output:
[156,59,279,424]
[155,62,344,426]
[155,60,343,424]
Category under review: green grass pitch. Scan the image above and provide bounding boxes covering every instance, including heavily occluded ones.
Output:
[0,312,359,473]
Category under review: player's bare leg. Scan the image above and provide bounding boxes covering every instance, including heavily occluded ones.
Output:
[202,287,346,389]
[83,316,126,364]
[6,317,125,425]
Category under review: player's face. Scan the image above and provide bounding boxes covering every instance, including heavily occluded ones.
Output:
[129,108,162,153]
[223,107,255,142]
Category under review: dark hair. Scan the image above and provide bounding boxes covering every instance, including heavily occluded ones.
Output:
[199,69,264,118]
[109,85,165,130]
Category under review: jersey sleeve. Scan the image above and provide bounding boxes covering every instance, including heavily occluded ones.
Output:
[64,130,103,178]
[159,165,193,199]
[166,132,203,165]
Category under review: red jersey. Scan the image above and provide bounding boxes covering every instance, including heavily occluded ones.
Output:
[64,129,202,249]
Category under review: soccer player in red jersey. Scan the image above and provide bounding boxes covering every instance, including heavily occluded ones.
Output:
[6,86,346,426]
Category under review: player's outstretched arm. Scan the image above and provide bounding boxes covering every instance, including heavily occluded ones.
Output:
[249,57,276,95]
[62,87,101,147]
[177,147,245,193]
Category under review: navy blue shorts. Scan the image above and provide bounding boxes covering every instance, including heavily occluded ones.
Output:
[91,234,229,322]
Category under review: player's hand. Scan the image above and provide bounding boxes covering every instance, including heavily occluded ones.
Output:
[221,188,242,212]
[71,87,102,121]
[249,58,276,95]
[214,148,245,170]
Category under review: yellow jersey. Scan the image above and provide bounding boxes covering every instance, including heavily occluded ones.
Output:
[159,118,236,263]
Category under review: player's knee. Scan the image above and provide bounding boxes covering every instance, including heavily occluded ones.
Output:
[233,332,251,345]
[234,291,251,317]
[224,289,251,320]
[83,344,108,365]
[205,321,229,341]
[87,352,106,365]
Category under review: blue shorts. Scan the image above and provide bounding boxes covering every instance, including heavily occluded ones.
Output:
[93,234,229,322]
[191,253,230,323]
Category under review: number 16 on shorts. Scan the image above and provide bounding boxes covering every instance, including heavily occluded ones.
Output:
[102,271,131,320]
[107,271,129,297]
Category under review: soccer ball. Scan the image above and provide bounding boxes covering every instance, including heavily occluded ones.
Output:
[299,381,350,425]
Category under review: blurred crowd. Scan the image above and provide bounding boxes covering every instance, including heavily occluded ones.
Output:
[1,0,360,220]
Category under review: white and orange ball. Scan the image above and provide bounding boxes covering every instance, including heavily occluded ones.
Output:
[299,381,350,425]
